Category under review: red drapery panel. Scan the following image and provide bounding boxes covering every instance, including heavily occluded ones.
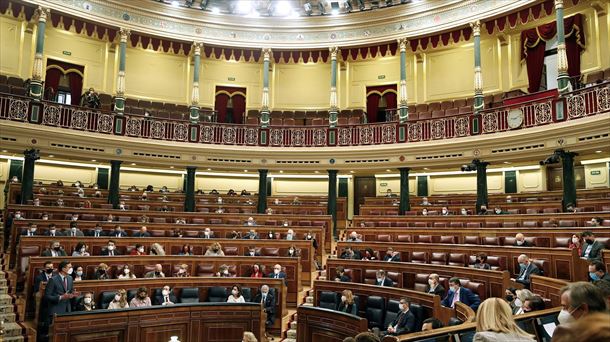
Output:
[214,93,230,124]
[231,94,246,124]
[366,85,397,123]
[44,59,84,105]
[366,93,380,123]
[214,86,247,124]
[521,14,585,93]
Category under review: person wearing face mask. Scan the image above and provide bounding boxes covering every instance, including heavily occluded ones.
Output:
[145,264,165,278]
[557,282,608,326]
[178,244,193,256]
[64,222,84,237]
[149,243,166,256]
[44,260,78,323]
[375,270,394,287]
[132,226,151,238]
[473,298,535,341]
[174,264,190,277]
[334,266,352,282]
[101,240,121,256]
[440,207,450,216]
[227,285,246,303]
[205,242,225,256]
[41,213,50,220]
[383,298,415,336]
[253,285,276,329]
[337,290,358,315]
[285,229,295,240]
[441,277,481,310]
[21,223,39,237]
[305,231,319,249]
[76,292,96,311]
[200,228,215,239]
[473,253,491,270]
[118,265,136,279]
[513,254,541,289]
[34,261,55,293]
[460,208,469,216]
[282,220,290,227]
[588,261,610,282]
[425,274,446,297]
[522,295,546,313]
[72,266,85,281]
[44,224,62,237]
[552,312,610,342]
[108,289,129,309]
[347,231,362,242]
[95,263,110,280]
[111,225,127,237]
[513,233,531,247]
[13,210,24,220]
[421,208,428,216]
[286,245,299,258]
[244,217,258,227]
[567,233,583,255]
[242,331,258,342]
[130,287,151,308]
[493,207,506,215]
[581,231,604,261]
[245,246,261,257]
[243,228,259,239]
[269,264,287,284]
[87,224,107,237]
[340,246,361,260]
[513,289,534,315]
[266,230,277,240]
[42,241,67,257]
[71,242,90,257]
[383,248,401,262]
[478,205,489,215]
[130,243,146,256]
[250,264,264,278]
[154,286,177,306]
[504,287,518,313]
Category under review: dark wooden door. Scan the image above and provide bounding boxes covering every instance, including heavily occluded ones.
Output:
[354,177,376,215]
[547,166,586,191]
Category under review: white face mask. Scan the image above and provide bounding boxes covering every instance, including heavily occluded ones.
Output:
[428,279,435,286]
[71,227,77,231]
[15,214,21,219]
[138,247,144,253]
[250,251,255,256]
[286,233,293,239]
[442,210,447,214]
[516,240,524,246]
[223,270,229,275]
[557,309,575,325]
[162,290,169,296]
[114,294,121,301]
[124,269,130,274]
[289,249,295,254]
[42,216,48,220]
[204,231,210,236]
[76,271,83,276]
[67,267,73,275]
[572,237,579,244]
[50,229,56,234]
[84,297,92,304]
[80,247,86,253]
[283,222,289,227]
[400,304,407,311]
[107,245,115,251]
[341,295,347,302]
[461,210,467,215]
[274,269,280,274]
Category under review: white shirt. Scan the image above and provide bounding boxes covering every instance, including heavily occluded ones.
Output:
[227,295,245,303]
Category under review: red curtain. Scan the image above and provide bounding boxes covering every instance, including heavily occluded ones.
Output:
[44,59,84,105]
[366,93,380,123]
[214,86,247,124]
[214,93,230,123]
[521,14,585,93]
[366,85,397,123]
[231,94,245,124]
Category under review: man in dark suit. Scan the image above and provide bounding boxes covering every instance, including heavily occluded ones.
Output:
[514,233,532,247]
[334,266,352,282]
[253,285,276,328]
[425,273,446,297]
[41,241,67,257]
[200,228,215,239]
[581,231,604,261]
[132,226,151,237]
[44,260,78,323]
[243,229,260,239]
[375,270,394,287]
[340,246,361,260]
[44,224,62,237]
[513,254,541,289]
[383,248,401,262]
[63,222,85,237]
[20,223,39,237]
[100,240,122,256]
[589,261,610,282]
[33,261,55,294]
[245,247,261,257]
[111,225,128,238]
[269,264,287,285]
[86,224,107,237]
[153,285,177,305]
[441,277,481,311]
[384,297,415,336]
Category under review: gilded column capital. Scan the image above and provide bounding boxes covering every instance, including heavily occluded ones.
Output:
[192,42,203,55]
[329,46,339,60]
[119,28,131,42]
[554,0,564,9]
[470,20,481,36]
[35,6,50,22]
[397,37,408,52]
[262,48,272,61]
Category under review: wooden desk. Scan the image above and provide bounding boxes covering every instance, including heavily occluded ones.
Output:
[530,275,569,307]
[326,259,511,300]
[297,306,368,342]
[40,277,286,334]
[335,241,585,282]
[51,302,264,342]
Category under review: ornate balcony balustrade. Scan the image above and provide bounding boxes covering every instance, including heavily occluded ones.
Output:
[0,82,608,148]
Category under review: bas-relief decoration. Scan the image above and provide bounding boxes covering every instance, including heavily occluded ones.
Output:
[30,0,533,48]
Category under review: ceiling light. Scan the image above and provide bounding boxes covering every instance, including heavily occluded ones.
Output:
[244,169,248,172]
[595,150,602,153]
[91,159,96,162]
[386,169,391,172]
[48,155,54,158]
[423,167,429,170]
[211,7,220,14]
[279,170,284,173]
[169,166,174,169]
[207,168,212,171]
[275,1,291,15]
[314,170,320,173]
[131,163,136,166]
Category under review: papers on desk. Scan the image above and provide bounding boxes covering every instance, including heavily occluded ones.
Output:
[543,322,557,337]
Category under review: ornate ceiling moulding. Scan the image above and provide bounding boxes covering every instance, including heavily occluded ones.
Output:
[19,0,543,49]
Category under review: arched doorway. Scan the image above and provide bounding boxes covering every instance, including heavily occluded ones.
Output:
[44,59,84,105]
[214,86,246,124]
[365,85,397,123]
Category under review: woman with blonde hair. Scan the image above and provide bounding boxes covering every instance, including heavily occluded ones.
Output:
[149,243,166,256]
[473,298,535,341]
[337,289,358,315]
[514,289,534,315]
[108,289,129,309]
[204,242,225,256]
[242,331,258,342]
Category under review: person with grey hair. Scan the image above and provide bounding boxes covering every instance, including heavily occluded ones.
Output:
[253,285,275,328]
[558,281,607,325]
[513,254,540,289]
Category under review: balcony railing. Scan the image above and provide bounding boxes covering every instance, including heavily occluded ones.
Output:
[0,82,608,148]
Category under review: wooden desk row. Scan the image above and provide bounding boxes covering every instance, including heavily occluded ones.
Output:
[51,302,264,342]
[42,277,286,334]
[334,241,588,282]
[18,237,316,284]
[25,256,302,306]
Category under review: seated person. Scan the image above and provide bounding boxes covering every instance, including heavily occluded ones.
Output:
[149,243,166,256]
[108,289,129,309]
[340,246,361,260]
[522,295,546,313]
[44,224,61,237]
[589,260,610,282]
[243,229,260,239]
[287,245,299,258]
[244,217,258,227]
[513,254,541,289]
[250,264,264,278]
[421,318,443,331]
[440,207,450,216]
[478,205,489,215]
[361,248,377,261]
[95,263,110,280]
[174,264,190,277]
[421,197,431,206]
[383,248,401,262]
[75,292,96,311]
[285,229,295,240]
[421,208,429,216]
[21,223,38,236]
[144,264,165,278]
[227,189,236,196]
[178,244,194,256]
[87,224,106,237]
[227,285,245,303]
[253,285,275,328]
[117,265,136,279]
[385,189,397,197]
[111,225,128,237]
[132,226,151,237]
[175,218,187,224]
[334,266,351,282]
[337,289,358,315]
[101,240,121,256]
[216,265,232,277]
[305,231,319,249]
[514,233,532,247]
[154,285,177,305]
[42,241,67,257]
[265,207,274,214]
[205,242,225,256]
[209,189,219,195]
[473,252,491,270]
[441,277,481,310]
[494,206,506,215]
[346,231,362,242]
[460,208,469,215]
[383,297,415,336]
[568,233,583,256]
[130,287,152,308]
[72,265,86,282]
[138,215,150,223]
[292,196,301,205]
[71,242,90,257]
[375,270,393,287]
[200,228,215,239]
[266,230,277,239]
[118,201,127,210]
[130,244,146,256]
[581,231,604,260]
[64,222,84,237]
[425,273,446,297]
[245,246,260,257]
[269,264,286,281]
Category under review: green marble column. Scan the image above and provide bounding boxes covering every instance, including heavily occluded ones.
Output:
[560,150,578,211]
[327,170,338,239]
[398,38,409,123]
[257,169,268,214]
[113,28,130,114]
[29,7,50,100]
[189,42,202,123]
[184,166,196,212]
[20,149,40,204]
[475,160,490,213]
[398,167,411,214]
[260,48,271,128]
[555,0,571,94]
[108,160,122,209]
[471,21,484,113]
[329,47,339,128]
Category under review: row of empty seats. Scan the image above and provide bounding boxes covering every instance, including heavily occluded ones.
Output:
[359,219,610,228]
